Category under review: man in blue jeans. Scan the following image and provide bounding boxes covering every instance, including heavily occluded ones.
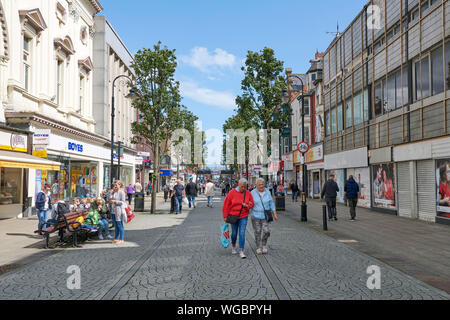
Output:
[173,180,185,214]
[35,184,52,234]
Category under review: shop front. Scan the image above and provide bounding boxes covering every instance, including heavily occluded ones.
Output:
[324,147,369,205]
[306,144,324,199]
[40,133,135,202]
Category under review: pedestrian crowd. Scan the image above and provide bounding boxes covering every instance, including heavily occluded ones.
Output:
[36,180,135,245]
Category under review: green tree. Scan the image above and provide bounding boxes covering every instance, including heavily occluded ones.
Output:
[234,47,290,179]
[130,41,182,214]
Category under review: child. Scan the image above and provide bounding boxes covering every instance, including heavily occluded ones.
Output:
[78,197,89,211]
[72,215,98,232]
[86,198,92,209]
[71,198,80,211]
[86,197,112,240]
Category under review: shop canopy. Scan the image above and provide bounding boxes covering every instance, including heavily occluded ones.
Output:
[0,150,61,171]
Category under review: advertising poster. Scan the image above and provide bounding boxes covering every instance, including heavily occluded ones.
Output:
[327,169,345,203]
[436,159,450,218]
[372,163,396,210]
[350,168,371,208]
[35,170,42,199]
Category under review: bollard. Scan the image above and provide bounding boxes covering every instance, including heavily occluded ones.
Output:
[323,205,328,231]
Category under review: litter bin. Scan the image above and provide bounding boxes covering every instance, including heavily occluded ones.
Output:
[134,192,145,212]
[275,195,285,211]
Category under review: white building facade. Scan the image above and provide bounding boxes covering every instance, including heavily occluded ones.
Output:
[0,0,136,218]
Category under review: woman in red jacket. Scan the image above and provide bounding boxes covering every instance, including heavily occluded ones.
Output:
[222,178,254,259]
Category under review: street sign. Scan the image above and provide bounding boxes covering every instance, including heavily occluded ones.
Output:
[297,141,310,154]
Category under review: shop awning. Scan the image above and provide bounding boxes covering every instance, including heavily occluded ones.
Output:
[0,150,61,171]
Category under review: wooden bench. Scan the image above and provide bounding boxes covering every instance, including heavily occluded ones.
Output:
[36,210,89,249]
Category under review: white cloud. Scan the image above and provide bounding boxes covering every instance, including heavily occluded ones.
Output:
[181,47,236,73]
[180,81,236,110]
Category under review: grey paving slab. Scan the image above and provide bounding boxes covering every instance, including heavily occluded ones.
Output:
[0,190,448,300]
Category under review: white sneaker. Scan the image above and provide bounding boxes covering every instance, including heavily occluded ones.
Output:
[239,251,246,259]
[256,248,262,255]
[262,247,268,254]
[231,247,238,255]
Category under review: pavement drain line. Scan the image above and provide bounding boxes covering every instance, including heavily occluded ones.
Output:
[101,228,174,300]
[246,230,292,300]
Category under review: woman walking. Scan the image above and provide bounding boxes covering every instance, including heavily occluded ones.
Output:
[222,178,254,259]
[251,178,279,254]
[109,180,127,244]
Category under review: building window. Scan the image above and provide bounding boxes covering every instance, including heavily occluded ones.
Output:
[337,104,343,132]
[431,46,444,95]
[415,55,431,101]
[374,69,407,117]
[303,98,310,115]
[23,36,32,91]
[325,111,330,137]
[57,59,64,105]
[331,107,337,134]
[79,75,85,114]
[283,137,290,154]
[345,98,352,128]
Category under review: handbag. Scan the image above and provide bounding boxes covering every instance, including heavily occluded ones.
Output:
[257,192,273,223]
[125,205,135,223]
[226,190,246,225]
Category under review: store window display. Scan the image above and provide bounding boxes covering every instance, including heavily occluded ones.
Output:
[0,168,22,205]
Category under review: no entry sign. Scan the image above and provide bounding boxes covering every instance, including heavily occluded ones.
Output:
[297,141,310,154]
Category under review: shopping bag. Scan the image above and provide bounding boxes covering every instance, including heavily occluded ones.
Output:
[183,197,189,206]
[220,223,231,248]
[125,205,135,223]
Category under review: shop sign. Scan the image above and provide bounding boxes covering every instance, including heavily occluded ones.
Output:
[138,151,150,157]
[0,130,28,152]
[135,156,144,165]
[33,150,48,158]
[33,130,51,145]
[306,145,324,163]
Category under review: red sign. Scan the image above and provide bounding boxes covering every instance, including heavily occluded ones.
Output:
[297,141,310,154]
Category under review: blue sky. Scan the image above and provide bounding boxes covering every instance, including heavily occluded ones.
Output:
[101,0,365,165]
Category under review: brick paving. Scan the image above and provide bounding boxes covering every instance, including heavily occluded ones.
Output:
[0,191,448,300]
[282,198,450,294]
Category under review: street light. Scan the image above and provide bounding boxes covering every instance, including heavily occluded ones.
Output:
[110,75,138,188]
[282,74,308,222]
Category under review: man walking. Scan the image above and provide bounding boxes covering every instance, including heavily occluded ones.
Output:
[185,178,198,208]
[344,175,360,221]
[205,179,215,208]
[126,183,135,205]
[321,173,340,222]
[290,181,299,202]
[173,180,185,214]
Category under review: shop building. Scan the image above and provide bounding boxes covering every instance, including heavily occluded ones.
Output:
[323,0,450,224]
[0,125,60,219]
[93,16,137,188]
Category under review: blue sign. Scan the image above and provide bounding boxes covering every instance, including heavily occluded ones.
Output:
[160,170,172,177]
[68,142,83,153]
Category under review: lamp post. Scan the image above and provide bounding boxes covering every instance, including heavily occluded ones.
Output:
[283,74,308,222]
[110,75,137,188]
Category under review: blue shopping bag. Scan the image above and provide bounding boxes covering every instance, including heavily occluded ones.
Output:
[220,223,230,248]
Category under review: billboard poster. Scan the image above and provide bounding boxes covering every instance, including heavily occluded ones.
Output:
[354,167,371,208]
[436,159,450,218]
[371,163,396,210]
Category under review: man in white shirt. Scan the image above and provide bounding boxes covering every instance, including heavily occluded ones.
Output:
[134,179,143,193]
[205,179,215,208]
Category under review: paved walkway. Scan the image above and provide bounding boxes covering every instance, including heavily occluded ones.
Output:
[0,191,448,300]
[283,198,450,293]
[0,192,168,270]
